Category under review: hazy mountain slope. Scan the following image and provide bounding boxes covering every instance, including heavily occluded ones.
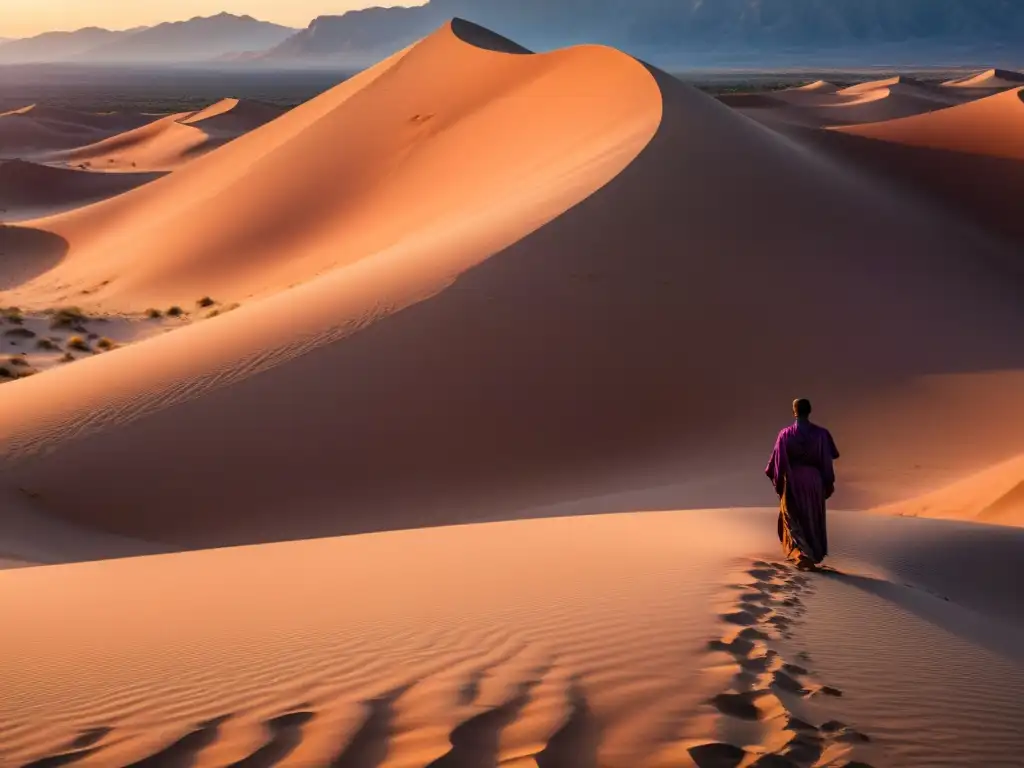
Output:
[260,0,1024,63]
[0,27,132,64]
[76,14,297,63]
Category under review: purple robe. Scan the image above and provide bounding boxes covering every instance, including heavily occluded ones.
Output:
[765,420,839,565]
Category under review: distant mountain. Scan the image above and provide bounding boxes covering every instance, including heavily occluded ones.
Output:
[78,13,297,63]
[258,0,1024,65]
[0,27,134,64]
[0,14,296,64]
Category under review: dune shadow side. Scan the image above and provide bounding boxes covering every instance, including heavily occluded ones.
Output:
[0,224,67,289]
[818,568,1024,665]
[449,18,533,54]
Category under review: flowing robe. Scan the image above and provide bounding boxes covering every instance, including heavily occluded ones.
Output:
[765,420,839,565]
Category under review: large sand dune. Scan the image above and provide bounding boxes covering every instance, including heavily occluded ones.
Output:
[834,86,1024,160]
[49,98,285,172]
[3,19,1024,768]
[943,68,1024,89]
[1,21,1023,549]
[0,104,154,157]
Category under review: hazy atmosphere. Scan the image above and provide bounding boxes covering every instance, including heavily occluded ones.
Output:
[0,0,422,36]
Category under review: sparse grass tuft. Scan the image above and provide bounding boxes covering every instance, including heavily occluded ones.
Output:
[166,305,184,317]
[96,337,117,351]
[59,353,75,364]
[197,296,216,308]
[145,308,162,319]
[36,338,59,351]
[67,335,91,353]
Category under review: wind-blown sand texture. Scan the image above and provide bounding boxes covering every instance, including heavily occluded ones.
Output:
[2,18,1024,768]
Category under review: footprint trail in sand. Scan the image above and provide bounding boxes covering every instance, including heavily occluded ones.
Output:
[691,561,875,768]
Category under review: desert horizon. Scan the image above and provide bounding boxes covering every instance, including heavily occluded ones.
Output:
[1,12,1023,768]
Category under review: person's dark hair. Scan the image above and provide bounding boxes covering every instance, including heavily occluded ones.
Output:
[793,398,812,419]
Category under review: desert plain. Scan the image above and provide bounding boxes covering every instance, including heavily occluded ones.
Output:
[1,19,1023,768]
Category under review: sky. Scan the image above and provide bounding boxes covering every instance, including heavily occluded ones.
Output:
[0,0,425,38]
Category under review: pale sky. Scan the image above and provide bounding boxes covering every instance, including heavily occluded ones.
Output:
[0,1,425,38]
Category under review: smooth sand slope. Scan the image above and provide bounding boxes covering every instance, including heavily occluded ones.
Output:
[0,105,154,157]
[834,86,1024,160]
[943,68,1024,89]
[1,22,1023,549]
[2,509,1023,767]
[874,453,1024,527]
[0,159,161,219]
[49,98,285,172]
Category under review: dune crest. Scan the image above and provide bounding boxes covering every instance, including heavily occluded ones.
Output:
[790,79,838,93]
[48,98,284,172]
[0,105,156,157]
[875,454,1024,527]
[944,68,1024,89]
[834,86,1024,159]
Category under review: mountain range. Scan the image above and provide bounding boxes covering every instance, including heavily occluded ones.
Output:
[2,2,1024,66]
[0,14,295,64]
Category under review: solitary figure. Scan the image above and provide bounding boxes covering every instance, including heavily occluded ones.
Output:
[765,398,840,569]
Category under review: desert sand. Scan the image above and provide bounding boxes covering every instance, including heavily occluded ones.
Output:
[1,18,1024,768]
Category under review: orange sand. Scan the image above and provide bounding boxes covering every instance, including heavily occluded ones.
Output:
[1,19,1024,768]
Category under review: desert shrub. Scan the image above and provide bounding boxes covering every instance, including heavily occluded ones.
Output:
[49,307,87,329]
[3,327,34,339]
[96,337,117,351]
[36,338,59,351]
[145,308,162,319]
[197,296,216,308]
[206,302,240,319]
[0,367,12,378]
[8,356,29,367]
[166,306,184,317]
[1,307,24,325]
[67,335,91,352]
[59,353,75,363]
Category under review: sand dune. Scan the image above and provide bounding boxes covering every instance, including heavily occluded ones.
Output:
[1,509,1023,767]
[0,159,161,220]
[943,67,1024,89]
[2,19,1024,768]
[834,86,1024,160]
[735,77,974,128]
[49,98,285,172]
[0,21,1022,550]
[874,454,1024,527]
[0,104,154,157]
[788,79,838,93]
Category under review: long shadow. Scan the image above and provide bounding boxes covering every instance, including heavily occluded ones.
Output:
[817,569,1024,664]
[329,686,408,768]
[0,224,68,288]
[227,711,315,768]
[426,678,538,768]
[122,714,231,768]
[19,727,112,768]
[535,677,599,768]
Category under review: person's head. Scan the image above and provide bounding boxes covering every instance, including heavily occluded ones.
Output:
[792,398,812,420]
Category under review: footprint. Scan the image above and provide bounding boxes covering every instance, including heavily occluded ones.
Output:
[710,691,776,721]
[722,611,760,627]
[688,742,746,767]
